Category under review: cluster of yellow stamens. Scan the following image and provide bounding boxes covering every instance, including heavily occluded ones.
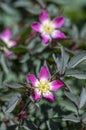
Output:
[42,20,55,34]
[38,79,50,93]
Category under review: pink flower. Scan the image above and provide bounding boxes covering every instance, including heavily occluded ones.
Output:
[26,66,64,101]
[0,28,16,56]
[31,10,66,44]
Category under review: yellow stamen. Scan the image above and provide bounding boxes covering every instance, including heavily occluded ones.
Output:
[42,20,55,34]
[38,79,50,93]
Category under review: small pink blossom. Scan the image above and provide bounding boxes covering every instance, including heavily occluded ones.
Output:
[31,10,66,44]
[0,28,16,56]
[26,66,64,101]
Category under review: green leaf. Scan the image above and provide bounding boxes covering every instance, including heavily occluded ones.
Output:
[63,113,80,123]
[0,54,9,74]
[68,52,86,68]
[59,99,77,113]
[82,113,86,123]
[7,125,17,130]
[18,26,31,45]
[59,46,69,74]
[71,25,79,40]
[0,2,17,15]
[53,47,69,75]
[18,126,30,130]
[46,0,69,4]
[27,6,41,14]
[25,120,37,130]
[6,93,21,113]
[0,40,6,47]
[4,81,24,89]
[36,0,46,8]
[10,46,28,53]
[14,1,32,8]
[80,24,86,38]
[65,91,79,107]
[46,120,58,130]
[52,53,61,72]
[0,123,6,130]
[65,83,73,93]
[79,87,86,109]
[32,43,45,54]
[65,69,86,79]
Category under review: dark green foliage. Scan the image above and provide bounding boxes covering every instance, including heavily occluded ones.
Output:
[0,0,86,130]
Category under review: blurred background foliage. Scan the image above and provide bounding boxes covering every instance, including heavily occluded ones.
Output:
[0,0,86,130]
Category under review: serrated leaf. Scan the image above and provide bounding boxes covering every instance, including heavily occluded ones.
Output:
[4,81,24,89]
[65,91,79,106]
[65,69,86,79]
[6,93,21,113]
[79,87,86,109]
[68,52,86,68]
[63,114,80,123]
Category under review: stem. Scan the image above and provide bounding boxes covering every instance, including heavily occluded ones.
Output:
[49,70,59,81]
[18,99,31,126]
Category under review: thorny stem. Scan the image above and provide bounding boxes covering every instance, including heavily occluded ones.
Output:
[21,82,34,89]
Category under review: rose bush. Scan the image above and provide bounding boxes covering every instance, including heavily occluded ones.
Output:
[0,0,86,130]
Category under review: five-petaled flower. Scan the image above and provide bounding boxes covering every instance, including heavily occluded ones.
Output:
[31,9,66,44]
[0,28,16,56]
[26,66,64,101]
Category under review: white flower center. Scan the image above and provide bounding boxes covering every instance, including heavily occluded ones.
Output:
[3,38,11,48]
[38,79,50,93]
[41,20,55,34]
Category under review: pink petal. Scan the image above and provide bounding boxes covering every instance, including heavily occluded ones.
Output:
[51,30,67,39]
[26,74,38,86]
[41,33,50,44]
[39,10,49,22]
[4,49,12,56]
[0,34,2,38]
[39,66,50,80]
[50,80,64,91]
[10,41,16,47]
[34,89,41,101]
[43,92,54,102]
[31,22,41,32]
[52,16,65,28]
[0,28,11,40]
